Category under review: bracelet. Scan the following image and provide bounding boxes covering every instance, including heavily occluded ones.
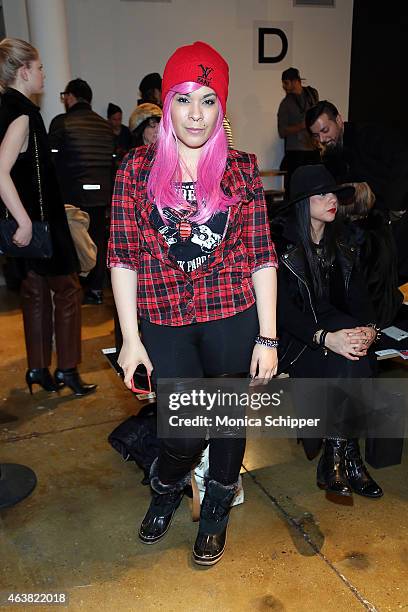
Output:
[313,329,323,345]
[320,330,328,347]
[255,335,279,349]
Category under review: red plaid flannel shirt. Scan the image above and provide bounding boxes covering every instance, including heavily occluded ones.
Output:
[107,145,278,326]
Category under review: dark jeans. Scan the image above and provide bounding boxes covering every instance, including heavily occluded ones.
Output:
[140,306,259,485]
[82,206,108,291]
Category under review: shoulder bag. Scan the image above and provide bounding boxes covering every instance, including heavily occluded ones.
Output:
[0,132,52,258]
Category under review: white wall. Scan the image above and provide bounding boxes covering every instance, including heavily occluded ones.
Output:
[4,0,354,170]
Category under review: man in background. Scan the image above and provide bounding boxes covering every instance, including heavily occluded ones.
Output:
[49,79,114,305]
[305,100,408,283]
[107,103,132,167]
[138,72,162,106]
[277,67,320,190]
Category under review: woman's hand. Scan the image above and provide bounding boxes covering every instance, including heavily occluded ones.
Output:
[250,344,278,382]
[350,326,376,349]
[117,338,153,390]
[12,220,32,247]
[324,328,371,361]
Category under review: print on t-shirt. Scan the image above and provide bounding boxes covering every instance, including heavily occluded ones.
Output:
[150,182,228,273]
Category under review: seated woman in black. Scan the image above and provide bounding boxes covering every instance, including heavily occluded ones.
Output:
[275,165,383,499]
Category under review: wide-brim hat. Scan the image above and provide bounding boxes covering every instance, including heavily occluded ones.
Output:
[288,164,355,206]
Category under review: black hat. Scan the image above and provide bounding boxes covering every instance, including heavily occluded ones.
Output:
[139,72,162,97]
[288,165,355,205]
[281,67,301,81]
[64,78,92,103]
[107,103,122,118]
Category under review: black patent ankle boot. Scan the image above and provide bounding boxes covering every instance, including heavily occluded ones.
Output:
[54,368,97,396]
[345,439,383,498]
[26,368,58,394]
[139,459,190,545]
[193,479,237,566]
[317,438,352,497]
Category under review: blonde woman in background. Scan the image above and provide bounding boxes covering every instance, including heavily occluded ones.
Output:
[0,38,96,396]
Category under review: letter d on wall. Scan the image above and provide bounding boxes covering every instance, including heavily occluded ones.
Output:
[258,28,288,63]
[253,21,293,71]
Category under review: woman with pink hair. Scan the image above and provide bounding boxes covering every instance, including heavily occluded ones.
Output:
[108,41,278,565]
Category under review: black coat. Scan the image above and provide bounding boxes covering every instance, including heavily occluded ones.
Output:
[344,210,403,328]
[0,88,78,276]
[275,220,376,374]
[48,102,114,208]
[323,122,408,211]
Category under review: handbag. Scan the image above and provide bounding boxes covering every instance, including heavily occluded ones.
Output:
[108,402,160,484]
[0,132,52,259]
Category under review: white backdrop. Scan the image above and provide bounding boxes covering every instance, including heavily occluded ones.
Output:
[3,0,354,170]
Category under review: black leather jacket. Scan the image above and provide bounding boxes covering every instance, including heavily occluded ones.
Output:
[275,222,376,372]
[49,102,114,207]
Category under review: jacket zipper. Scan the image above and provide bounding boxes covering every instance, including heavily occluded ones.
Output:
[281,258,318,323]
[281,257,318,367]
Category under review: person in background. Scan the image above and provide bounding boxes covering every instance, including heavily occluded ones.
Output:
[49,78,114,305]
[275,164,383,500]
[138,72,162,107]
[107,102,131,165]
[277,67,320,191]
[108,41,278,565]
[129,103,162,148]
[337,182,403,328]
[0,38,96,396]
[305,100,408,284]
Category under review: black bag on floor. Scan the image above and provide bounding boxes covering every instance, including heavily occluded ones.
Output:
[108,402,160,484]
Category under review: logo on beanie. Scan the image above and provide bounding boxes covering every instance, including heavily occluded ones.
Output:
[197,64,213,87]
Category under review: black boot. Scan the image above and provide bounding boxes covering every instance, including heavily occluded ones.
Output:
[26,368,58,394]
[54,368,97,396]
[345,439,383,498]
[193,479,237,566]
[139,458,190,545]
[317,438,352,497]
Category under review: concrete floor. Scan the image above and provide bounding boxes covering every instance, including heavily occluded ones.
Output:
[0,287,407,612]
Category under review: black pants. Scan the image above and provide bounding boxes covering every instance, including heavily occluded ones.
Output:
[290,312,375,459]
[81,206,107,291]
[140,306,259,485]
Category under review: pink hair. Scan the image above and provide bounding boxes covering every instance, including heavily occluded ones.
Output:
[147,81,237,224]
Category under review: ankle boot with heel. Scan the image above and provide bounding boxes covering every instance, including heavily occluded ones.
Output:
[54,368,97,396]
[26,368,58,394]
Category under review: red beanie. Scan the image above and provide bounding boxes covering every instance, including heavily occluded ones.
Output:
[162,41,229,115]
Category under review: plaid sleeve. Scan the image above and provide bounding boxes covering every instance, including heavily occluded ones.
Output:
[107,153,140,272]
[241,154,278,273]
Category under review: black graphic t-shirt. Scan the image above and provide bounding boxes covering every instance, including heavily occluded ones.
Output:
[150,182,228,273]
